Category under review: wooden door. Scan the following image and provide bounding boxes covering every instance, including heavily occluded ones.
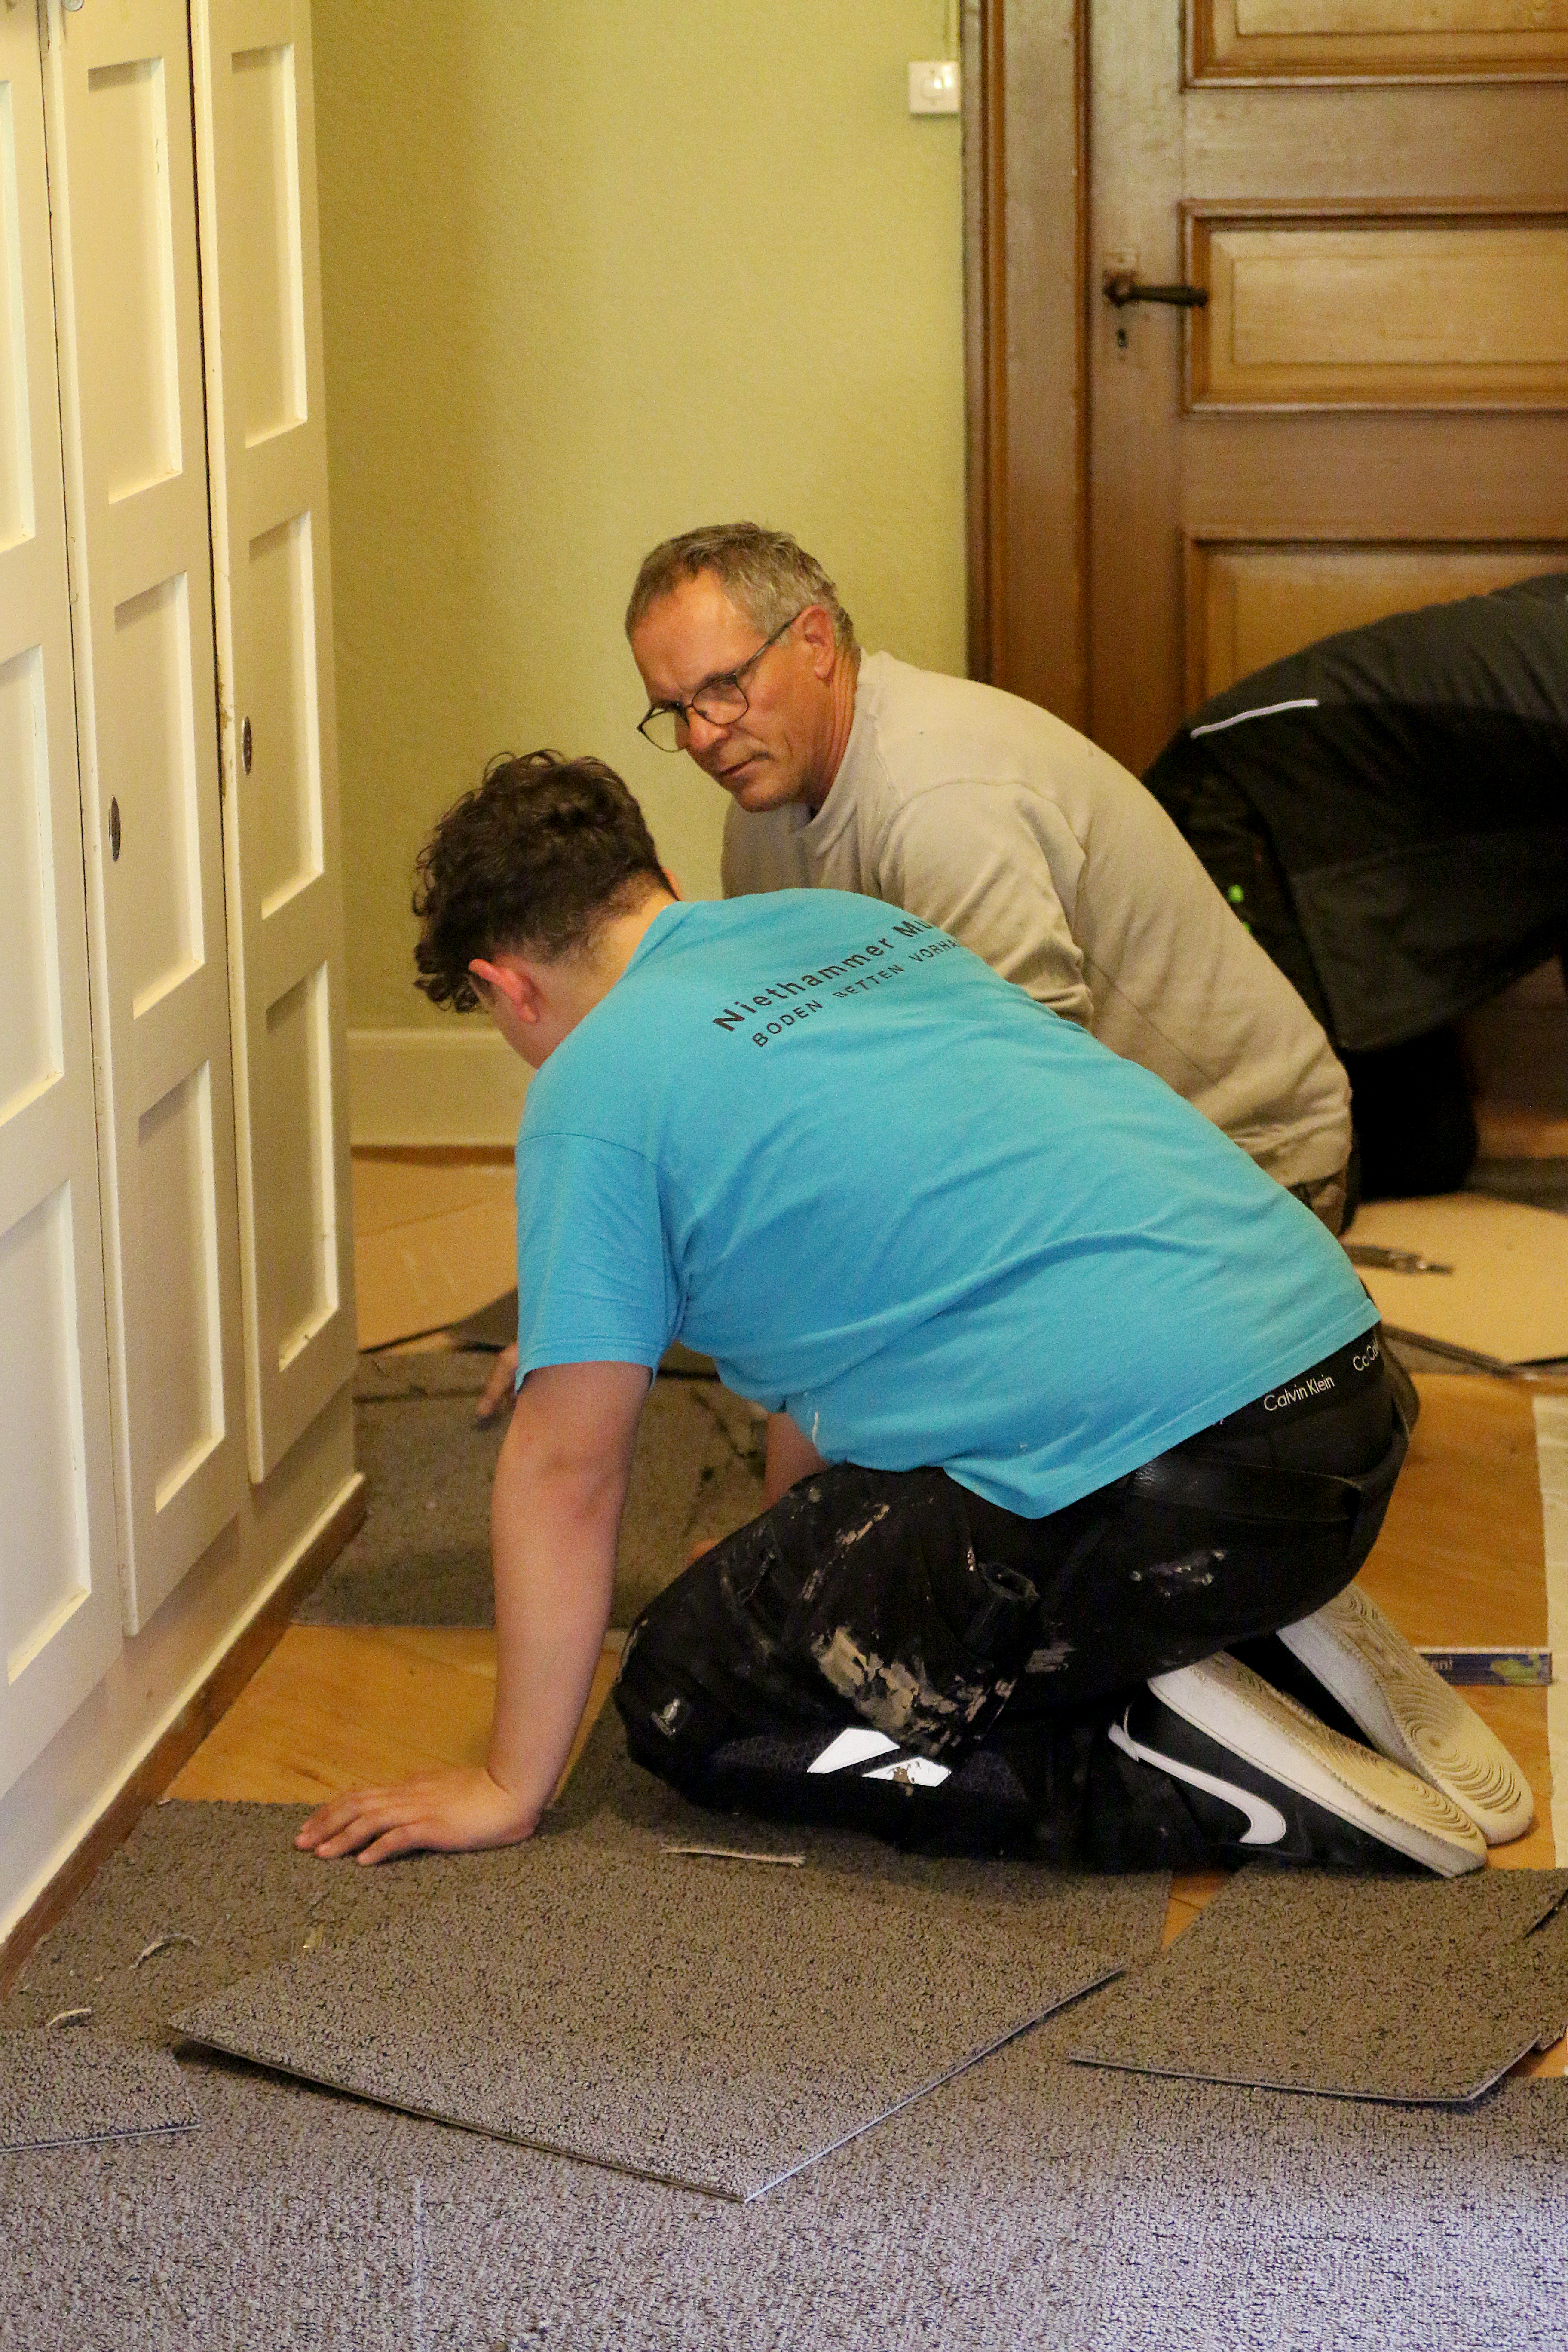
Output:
[965,3,1568,760]
[42,0,247,1632]
[191,0,357,1482]
[1087,0,1568,771]
[0,1,122,1792]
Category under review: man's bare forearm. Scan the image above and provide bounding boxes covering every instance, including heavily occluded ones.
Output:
[485,1369,644,1819]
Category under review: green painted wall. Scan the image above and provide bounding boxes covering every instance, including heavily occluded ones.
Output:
[312,2,967,1029]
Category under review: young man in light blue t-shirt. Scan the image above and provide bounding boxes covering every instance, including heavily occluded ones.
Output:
[298,755,1530,1878]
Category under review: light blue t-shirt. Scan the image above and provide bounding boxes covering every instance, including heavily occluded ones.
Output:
[514,892,1374,1517]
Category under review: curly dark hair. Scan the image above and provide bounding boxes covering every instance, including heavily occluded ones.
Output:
[412,751,668,1011]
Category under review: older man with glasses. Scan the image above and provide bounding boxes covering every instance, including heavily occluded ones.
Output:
[625,521,1351,1219]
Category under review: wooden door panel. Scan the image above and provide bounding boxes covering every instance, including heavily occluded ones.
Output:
[1188,86,1568,203]
[1191,215,1568,407]
[0,4,121,1797]
[1194,0,1568,80]
[45,0,248,1631]
[193,0,356,1480]
[1185,539,1568,701]
[1179,413,1568,535]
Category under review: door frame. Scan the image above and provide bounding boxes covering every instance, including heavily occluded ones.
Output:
[962,0,1089,726]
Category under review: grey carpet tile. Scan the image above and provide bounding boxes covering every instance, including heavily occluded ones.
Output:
[547,1704,1174,1949]
[353,1345,497,1403]
[1469,1158,1568,1217]
[7,2032,1563,2351]
[0,2060,423,2352]
[300,1375,762,1629]
[173,1837,1125,2199]
[1,1800,555,2051]
[1070,1864,1568,2105]
[0,2028,194,2152]
[2,1785,1166,2061]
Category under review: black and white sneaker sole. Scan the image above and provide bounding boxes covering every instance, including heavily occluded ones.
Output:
[1138,1652,1486,1877]
[1277,1583,1534,1846]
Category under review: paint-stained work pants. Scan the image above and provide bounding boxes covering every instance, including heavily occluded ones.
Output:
[615,1332,1408,1870]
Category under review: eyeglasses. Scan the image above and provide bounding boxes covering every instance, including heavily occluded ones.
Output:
[636,610,806,752]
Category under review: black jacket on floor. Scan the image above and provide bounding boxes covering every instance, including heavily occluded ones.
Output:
[1142,573,1568,1054]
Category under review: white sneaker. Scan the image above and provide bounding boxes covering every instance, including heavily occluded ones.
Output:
[1139,1652,1487,1877]
[1277,1583,1534,1846]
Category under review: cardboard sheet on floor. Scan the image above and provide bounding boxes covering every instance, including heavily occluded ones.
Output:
[353,1194,519,1350]
[1348,1194,1568,1366]
[1070,1866,1568,2105]
[174,1839,1124,2199]
[0,2029,194,2152]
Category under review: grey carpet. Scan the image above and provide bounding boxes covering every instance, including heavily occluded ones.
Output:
[1469,1158,1568,1217]
[173,1837,1125,2199]
[4,1799,1562,2345]
[3,2021,1565,2349]
[1071,1865,1568,2104]
[1,1788,1168,2057]
[0,2028,194,2153]
[300,1372,763,1629]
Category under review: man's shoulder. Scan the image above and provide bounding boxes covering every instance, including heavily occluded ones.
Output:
[858,654,1139,819]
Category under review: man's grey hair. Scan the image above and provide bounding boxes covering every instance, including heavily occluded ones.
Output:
[625,522,858,655]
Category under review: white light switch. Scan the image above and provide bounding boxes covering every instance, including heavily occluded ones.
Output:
[908,60,960,115]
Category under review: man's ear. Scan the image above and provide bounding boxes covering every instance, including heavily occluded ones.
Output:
[469,953,538,1021]
[798,604,839,677]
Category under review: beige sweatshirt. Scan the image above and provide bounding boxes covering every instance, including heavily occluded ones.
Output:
[720,654,1351,1188]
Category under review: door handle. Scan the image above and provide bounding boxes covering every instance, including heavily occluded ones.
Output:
[1102,270,1208,309]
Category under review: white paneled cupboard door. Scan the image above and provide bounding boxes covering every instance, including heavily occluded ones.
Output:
[42,0,246,1632]
[192,0,355,1479]
[0,1,122,1795]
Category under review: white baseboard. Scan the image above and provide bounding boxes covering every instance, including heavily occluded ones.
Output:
[348,1026,529,1148]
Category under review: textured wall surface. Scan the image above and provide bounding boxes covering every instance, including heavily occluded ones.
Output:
[313,3,966,1029]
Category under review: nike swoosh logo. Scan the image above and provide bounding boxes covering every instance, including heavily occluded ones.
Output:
[1109,1712,1288,1845]
[808,1727,899,1775]
[806,1727,951,1786]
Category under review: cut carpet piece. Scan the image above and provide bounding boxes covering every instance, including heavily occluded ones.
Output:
[1071,1865,1568,2105]
[300,1374,762,1629]
[1348,1194,1568,1367]
[352,1346,493,1404]
[1,1787,1164,2060]
[546,1703,1175,1945]
[174,1838,1124,2199]
[4,2021,1565,2351]
[0,2030,194,2152]
[1469,1157,1568,1217]
[1,1801,559,2051]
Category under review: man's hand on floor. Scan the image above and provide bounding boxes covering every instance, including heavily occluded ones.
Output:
[294,1764,540,1864]
[475,1341,519,1422]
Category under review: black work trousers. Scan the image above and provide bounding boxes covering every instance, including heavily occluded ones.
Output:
[1178,769,1478,1200]
[615,1332,1407,1869]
